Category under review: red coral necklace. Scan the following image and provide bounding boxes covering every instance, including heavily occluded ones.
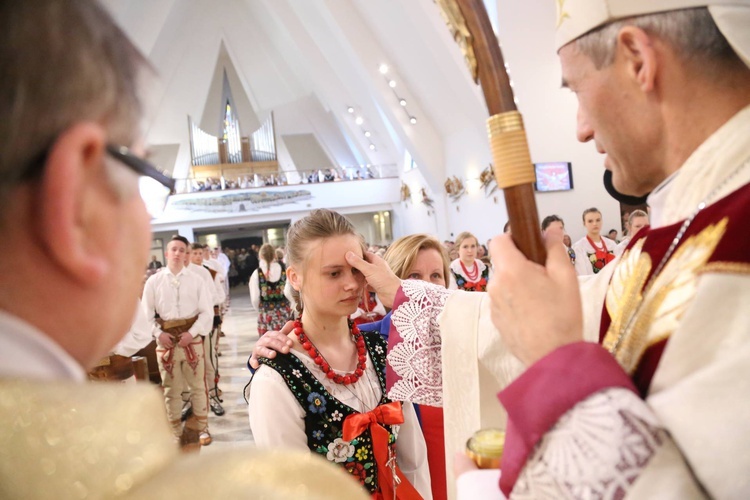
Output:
[293,319,366,385]
[460,260,480,281]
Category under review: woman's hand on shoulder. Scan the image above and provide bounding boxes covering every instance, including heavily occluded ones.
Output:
[248,321,295,369]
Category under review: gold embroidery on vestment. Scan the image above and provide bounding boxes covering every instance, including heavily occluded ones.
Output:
[700,261,750,275]
[604,219,729,374]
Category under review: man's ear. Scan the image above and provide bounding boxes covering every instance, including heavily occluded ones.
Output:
[37,123,110,285]
[287,265,302,291]
[616,26,658,93]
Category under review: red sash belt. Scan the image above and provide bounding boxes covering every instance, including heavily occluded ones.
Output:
[343,402,422,500]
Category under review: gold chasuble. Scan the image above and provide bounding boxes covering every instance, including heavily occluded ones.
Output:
[0,380,367,499]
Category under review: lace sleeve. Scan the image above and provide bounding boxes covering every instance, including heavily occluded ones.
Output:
[512,388,668,499]
[386,280,453,406]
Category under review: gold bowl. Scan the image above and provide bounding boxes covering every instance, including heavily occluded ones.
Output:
[466,429,505,469]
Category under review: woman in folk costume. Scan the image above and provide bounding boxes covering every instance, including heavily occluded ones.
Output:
[249,243,293,336]
[449,232,490,291]
[248,209,430,499]
[376,235,452,500]
[572,207,617,276]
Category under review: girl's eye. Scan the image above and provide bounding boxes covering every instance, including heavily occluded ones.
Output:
[330,271,340,277]
[408,273,420,280]
[432,273,443,280]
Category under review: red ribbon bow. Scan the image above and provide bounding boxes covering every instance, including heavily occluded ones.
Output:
[342,402,422,500]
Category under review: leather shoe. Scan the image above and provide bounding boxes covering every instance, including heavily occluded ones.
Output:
[199,431,212,446]
[210,396,225,416]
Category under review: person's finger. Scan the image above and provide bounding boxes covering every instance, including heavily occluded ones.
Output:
[346,251,375,274]
[544,232,577,283]
[248,354,259,369]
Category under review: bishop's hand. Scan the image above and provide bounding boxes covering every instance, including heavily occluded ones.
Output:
[488,232,583,366]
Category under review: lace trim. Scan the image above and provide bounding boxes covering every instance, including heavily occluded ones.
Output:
[386,280,451,406]
[512,388,666,499]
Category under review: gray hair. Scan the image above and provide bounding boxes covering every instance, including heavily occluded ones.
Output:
[0,0,149,200]
[575,7,742,75]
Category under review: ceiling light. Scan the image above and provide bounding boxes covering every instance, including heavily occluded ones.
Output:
[399,99,407,106]
[379,64,389,74]
[355,116,364,125]
[364,131,371,137]
[347,106,354,113]
[369,144,376,150]
[388,80,397,88]
[409,116,417,124]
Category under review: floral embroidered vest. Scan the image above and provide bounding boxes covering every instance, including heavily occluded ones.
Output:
[259,331,396,494]
[258,267,287,303]
[452,265,490,292]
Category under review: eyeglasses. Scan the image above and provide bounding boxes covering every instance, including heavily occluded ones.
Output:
[106,144,175,218]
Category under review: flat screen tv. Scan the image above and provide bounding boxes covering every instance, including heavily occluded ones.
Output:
[534,162,573,192]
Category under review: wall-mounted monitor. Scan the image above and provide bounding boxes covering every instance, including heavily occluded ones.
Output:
[534,162,573,192]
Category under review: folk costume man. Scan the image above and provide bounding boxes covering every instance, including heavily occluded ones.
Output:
[341,1,750,498]
[189,242,226,416]
[142,236,214,445]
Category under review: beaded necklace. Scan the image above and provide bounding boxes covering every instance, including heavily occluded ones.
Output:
[293,319,366,385]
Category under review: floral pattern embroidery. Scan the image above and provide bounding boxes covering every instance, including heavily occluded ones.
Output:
[259,331,394,495]
[327,438,355,463]
[307,392,327,414]
[292,369,302,378]
[355,447,369,461]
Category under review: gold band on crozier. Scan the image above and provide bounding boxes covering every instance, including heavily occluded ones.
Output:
[487,111,536,189]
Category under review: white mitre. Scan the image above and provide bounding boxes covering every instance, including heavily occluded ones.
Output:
[554,0,750,67]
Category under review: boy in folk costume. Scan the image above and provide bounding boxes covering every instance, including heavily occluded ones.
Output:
[142,236,214,445]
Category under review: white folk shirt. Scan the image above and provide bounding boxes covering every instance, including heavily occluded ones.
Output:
[141,267,213,339]
[0,310,86,381]
[188,262,221,306]
[572,236,617,276]
[248,261,293,310]
[112,301,153,357]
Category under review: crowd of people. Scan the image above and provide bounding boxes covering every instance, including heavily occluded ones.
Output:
[187,166,380,194]
[3,1,750,499]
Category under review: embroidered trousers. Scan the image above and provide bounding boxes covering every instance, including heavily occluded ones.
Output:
[156,337,209,436]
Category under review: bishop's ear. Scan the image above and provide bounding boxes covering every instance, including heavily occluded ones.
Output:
[616,26,658,93]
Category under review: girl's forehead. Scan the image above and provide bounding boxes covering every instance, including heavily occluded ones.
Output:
[307,234,363,263]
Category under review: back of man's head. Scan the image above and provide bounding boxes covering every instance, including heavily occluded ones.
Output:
[0,0,148,215]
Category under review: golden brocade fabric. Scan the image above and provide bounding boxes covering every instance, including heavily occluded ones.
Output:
[0,380,367,499]
[603,219,728,375]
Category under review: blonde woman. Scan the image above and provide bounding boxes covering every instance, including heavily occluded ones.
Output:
[248,210,430,499]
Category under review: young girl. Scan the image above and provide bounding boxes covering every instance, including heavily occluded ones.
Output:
[449,232,489,291]
[249,243,292,336]
[572,207,616,276]
[248,209,430,499]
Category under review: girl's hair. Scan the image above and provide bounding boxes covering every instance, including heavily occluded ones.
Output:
[259,243,275,266]
[454,231,478,249]
[286,209,364,316]
[383,234,450,289]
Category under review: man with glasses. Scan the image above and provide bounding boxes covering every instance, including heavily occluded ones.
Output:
[0,1,368,498]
